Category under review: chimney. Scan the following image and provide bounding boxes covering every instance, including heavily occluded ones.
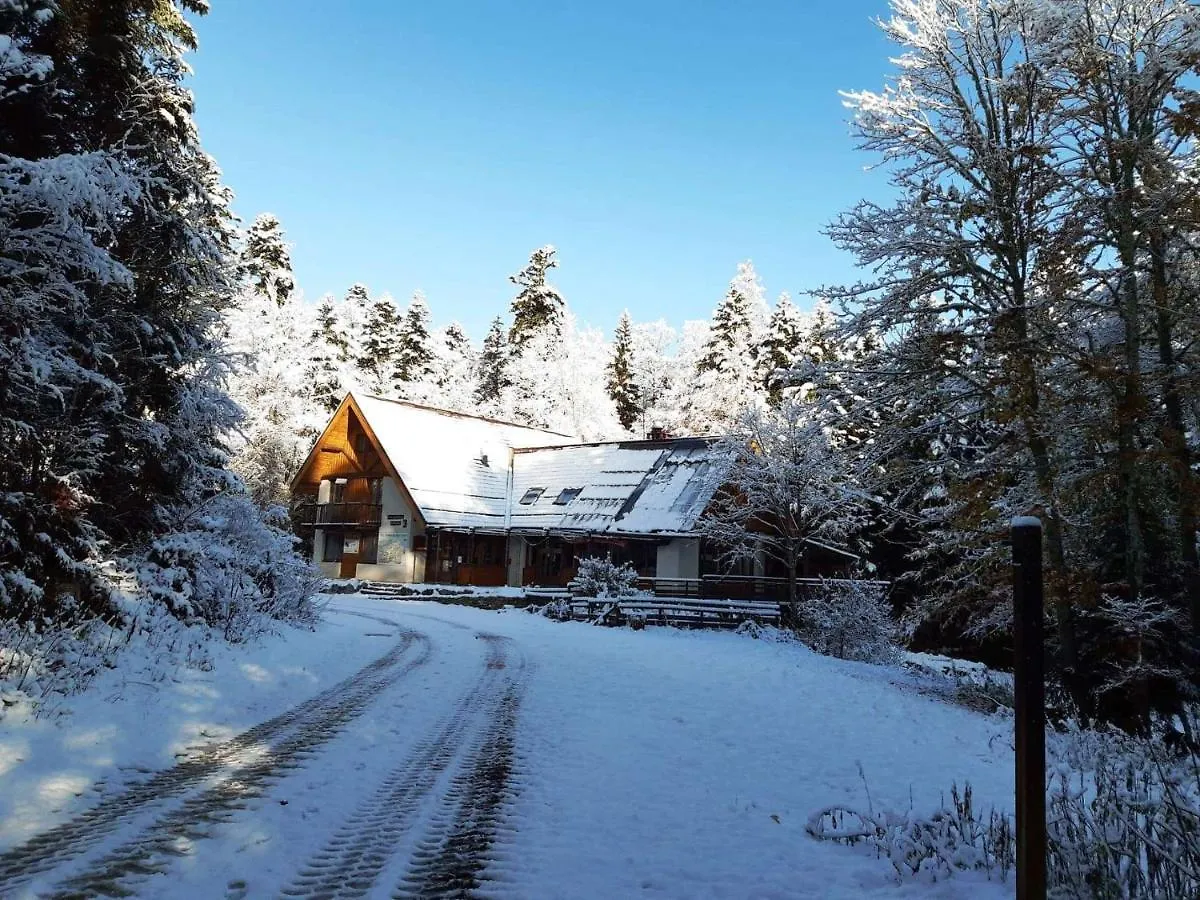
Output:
[649,426,667,441]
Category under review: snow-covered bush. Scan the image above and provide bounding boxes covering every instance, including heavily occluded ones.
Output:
[135,493,321,642]
[807,781,1013,884]
[809,723,1200,898]
[796,579,898,664]
[571,556,645,599]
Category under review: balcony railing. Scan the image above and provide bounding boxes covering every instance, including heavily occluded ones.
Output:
[309,502,383,527]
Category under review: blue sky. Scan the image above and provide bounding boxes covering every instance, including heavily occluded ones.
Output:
[189,1,896,337]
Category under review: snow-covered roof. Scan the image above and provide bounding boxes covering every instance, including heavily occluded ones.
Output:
[353,394,574,528]
[508,439,724,535]
[352,394,726,535]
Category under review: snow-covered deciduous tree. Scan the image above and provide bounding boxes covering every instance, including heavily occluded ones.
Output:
[701,401,871,607]
[797,579,898,663]
[606,311,640,432]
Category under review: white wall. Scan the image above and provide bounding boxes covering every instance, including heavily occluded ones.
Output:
[656,538,700,579]
[371,478,425,583]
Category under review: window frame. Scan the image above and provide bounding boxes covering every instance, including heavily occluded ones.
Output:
[519,487,545,505]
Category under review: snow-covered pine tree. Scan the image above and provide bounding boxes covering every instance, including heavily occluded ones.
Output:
[430,322,476,411]
[508,245,564,348]
[392,291,436,399]
[0,0,314,631]
[224,214,317,508]
[305,295,348,413]
[474,317,511,413]
[686,264,765,431]
[758,293,805,404]
[240,214,295,307]
[630,319,680,435]
[606,311,641,432]
[357,294,401,395]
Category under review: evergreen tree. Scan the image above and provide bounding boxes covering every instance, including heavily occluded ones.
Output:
[758,293,805,404]
[0,0,311,628]
[474,317,511,411]
[508,246,564,348]
[305,296,346,413]
[240,213,294,307]
[392,291,435,394]
[606,311,641,432]
[337,282,370,366]
[686,265,766,431]
[358,295,400,394]
[696,285,753,375]
[431,322,476,411]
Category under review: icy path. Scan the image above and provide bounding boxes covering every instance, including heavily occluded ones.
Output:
[0,598,1016,898]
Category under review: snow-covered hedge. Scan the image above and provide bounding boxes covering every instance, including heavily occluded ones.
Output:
[135,493,320,642]
[571,556,645,600]
[796,578,898,664]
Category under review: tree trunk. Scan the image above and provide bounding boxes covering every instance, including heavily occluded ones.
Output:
[1149,231,1200,641]
[1009,283,1078,674]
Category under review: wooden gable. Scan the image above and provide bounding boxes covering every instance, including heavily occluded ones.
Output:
[290,395,427,527]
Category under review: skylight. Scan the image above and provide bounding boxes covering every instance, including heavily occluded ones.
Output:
[519,487,545,505]
[554,488,582,506]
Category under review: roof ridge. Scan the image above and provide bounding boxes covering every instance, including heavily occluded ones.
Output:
[353,392,575,438]
[511,435,722,454]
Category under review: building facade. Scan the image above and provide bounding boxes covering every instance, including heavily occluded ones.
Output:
[290,394,731,588]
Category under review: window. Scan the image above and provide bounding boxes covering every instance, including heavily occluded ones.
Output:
[330,480,346,503]
[519,487,545,505]
[322,530,344,562]
[553,488,582,506]
[366,478,383,504]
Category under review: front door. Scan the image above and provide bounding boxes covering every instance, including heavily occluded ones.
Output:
[340,552,359,578]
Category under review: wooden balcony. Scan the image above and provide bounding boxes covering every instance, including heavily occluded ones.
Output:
[307,502,383,527]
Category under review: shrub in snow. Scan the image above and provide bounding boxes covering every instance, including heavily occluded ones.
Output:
[530,598,572,621]
[807,781,1013,884]
[810,722,1200,897]
[571,556,645,600]
[796,579,898,664]
[135,493,320,642]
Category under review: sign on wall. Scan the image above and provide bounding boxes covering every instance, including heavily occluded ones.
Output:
[343,536,360,555]
[387,514,409,530]
[379,536,408,563]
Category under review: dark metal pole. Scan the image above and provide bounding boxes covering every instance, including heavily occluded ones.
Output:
[1012,517,1047,900]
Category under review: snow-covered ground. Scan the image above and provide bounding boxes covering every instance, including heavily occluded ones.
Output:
[0,596,1016,899]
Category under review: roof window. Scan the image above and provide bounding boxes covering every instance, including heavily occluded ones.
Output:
[553,488,582,506]
[519,487,545,505]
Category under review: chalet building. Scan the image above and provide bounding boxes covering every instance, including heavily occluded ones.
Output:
[290,393,854,589]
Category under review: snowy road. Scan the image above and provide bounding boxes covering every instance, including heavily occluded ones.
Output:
[0,599,1016,898]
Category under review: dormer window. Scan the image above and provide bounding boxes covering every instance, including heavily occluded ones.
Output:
[554,488,582,505]
[519,487,544,505]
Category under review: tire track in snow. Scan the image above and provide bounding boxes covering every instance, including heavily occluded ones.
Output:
[390,672,526,899]
[279,634,528,900]
[0,612,427,897]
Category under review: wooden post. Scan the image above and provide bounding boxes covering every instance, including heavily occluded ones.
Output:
[1012,517,1047,900]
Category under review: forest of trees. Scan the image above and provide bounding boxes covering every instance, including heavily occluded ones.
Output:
[3,0,1199,731]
